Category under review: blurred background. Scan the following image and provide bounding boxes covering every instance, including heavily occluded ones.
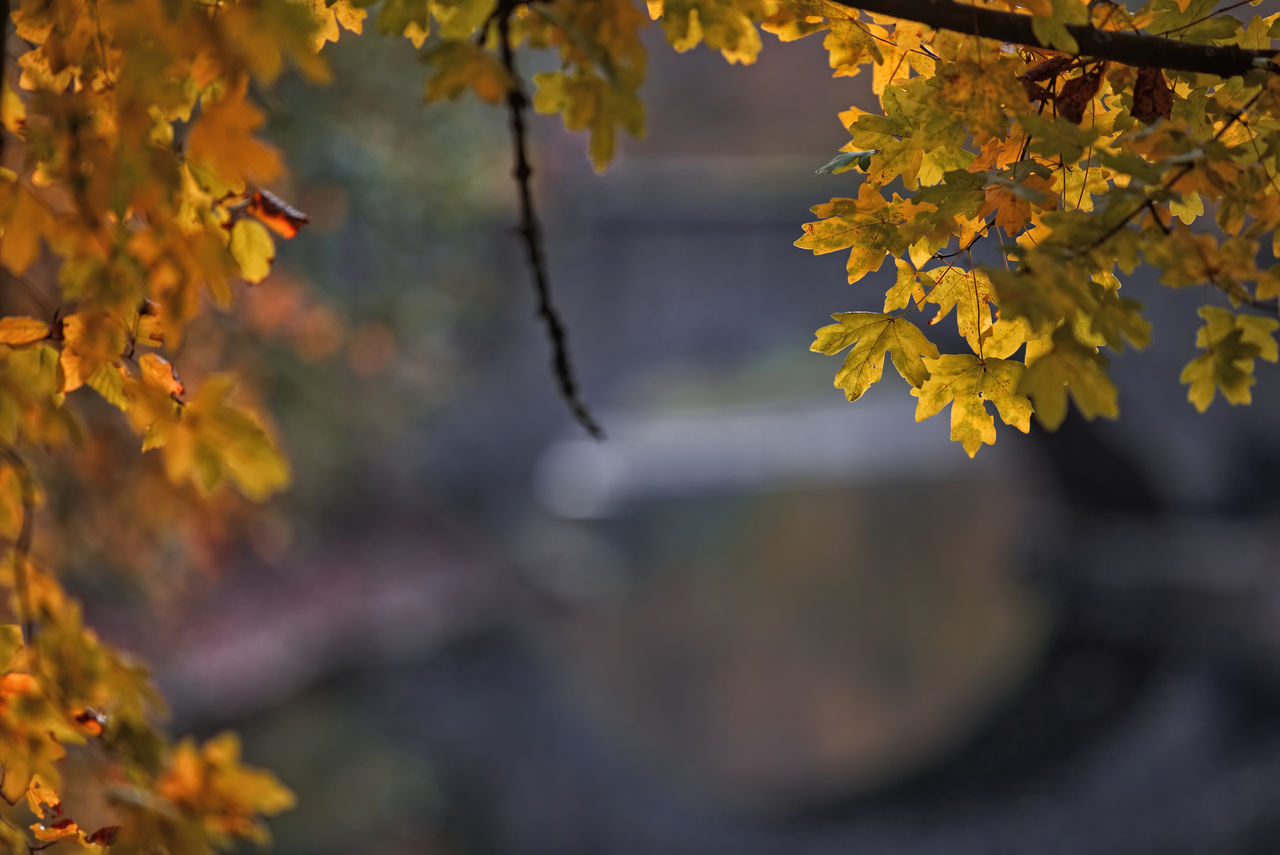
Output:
[85,17,1280,855]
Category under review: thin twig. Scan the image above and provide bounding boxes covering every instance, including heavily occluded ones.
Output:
[1157,0,1257,37]
[494,10,604,439]
[0,444,37,645]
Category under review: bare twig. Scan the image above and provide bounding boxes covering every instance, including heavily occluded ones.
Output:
[494,9,604,439]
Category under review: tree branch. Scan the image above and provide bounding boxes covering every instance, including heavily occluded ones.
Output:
[495,11,604,439]
[832,0,1278,77]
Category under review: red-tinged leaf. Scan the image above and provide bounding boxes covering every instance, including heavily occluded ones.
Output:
[25,776,61,818]
[72,707,106,738]
[0,672,36,696]
[248,189,309,239]
[30,817,79,842]
[85,826,120,846]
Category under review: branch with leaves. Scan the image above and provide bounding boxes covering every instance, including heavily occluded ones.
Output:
[487,0,605,438]
[834,0,1279,76]
[8,0,1280,849]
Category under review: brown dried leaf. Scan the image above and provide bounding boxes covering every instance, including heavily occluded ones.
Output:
[1057,62,1106,124]
[1132,66,1172,124]
[1022,55,1075,83]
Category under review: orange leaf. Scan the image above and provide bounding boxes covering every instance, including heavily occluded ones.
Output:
[0,671,36,696]
[139,353,184,397]
[0,317,49,345]
[248,189,309,239]
[30,818,79,842]
[25,776,62,818]
[72,707,106,738]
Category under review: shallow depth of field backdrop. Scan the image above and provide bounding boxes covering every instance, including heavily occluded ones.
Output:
[10,1,1280,853]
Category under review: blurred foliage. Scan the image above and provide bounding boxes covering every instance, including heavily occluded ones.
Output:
[3,0,1280,851]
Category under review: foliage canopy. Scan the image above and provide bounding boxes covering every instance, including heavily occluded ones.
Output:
[3,0,1280,849]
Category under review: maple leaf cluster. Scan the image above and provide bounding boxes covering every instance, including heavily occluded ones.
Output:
[4,0,1280,850]
[787,0,1280,455]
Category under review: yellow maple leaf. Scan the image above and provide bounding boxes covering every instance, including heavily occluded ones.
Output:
[923,266,995,352]
[229,219,275,284]
[913,354,1032,456]
[796,183,933,285]
[1180,307,1279,412]
[1019,328,1118,429]
[0,317,50,346]
[811,312,939,401]
[0,176,53,275]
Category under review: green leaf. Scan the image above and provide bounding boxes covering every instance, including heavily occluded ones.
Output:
[1030,15,1079,54]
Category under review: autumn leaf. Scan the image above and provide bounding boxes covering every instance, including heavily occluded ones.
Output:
[923,266,995,352]
[247,189,310,239]
[811,312,939,401]
[1026,0,1088,53]
[532,68,645,172]
[1180,307,1279,412]
[913,354,1032,457]
[795,183,932,285]
[1055,62,1106,124]
[1131,66,1173,124]
[1018,327,1119,429]
[139,354,184,398]
[0,318,50,346]
[186,79,283,191]
[422,41,512,105]
[84,826,119,845]
[649,0,768,64]
[0,81,25,136]
[0,175,53,275]
[230,219,275,284]
[158,733,296,843]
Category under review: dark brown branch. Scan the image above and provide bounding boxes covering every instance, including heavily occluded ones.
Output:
[495,12,604,439]
[831,0,1277,77]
